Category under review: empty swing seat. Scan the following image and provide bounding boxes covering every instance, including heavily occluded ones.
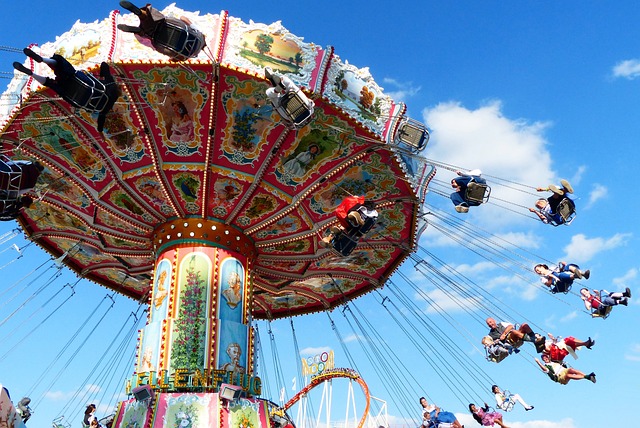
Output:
[152,18,206,61]
[395,118,430,151]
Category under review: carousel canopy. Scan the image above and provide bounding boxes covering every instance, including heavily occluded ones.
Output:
[0,5,433,319]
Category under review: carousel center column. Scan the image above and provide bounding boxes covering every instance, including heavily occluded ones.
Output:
[132,218,259,395]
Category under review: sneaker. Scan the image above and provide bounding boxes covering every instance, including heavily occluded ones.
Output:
[319,236,331,248]
[329,226,342,235]
[117,24,142,34]
[119,0,142,15]
[525,406,534,411]
[347,211,364,227]
[455,205,469,213]
[560,179,574,194]
[100,62,112,78]
[548,184,564,196]
[585,337,595,349]
[23,48,43,63]
[620,298,628,306]
[13,62,32,76]
[513,348,520,354]
[534,336,546,353]
[586,373,596,383]
[624,287,632,298]
[583,269,591,280]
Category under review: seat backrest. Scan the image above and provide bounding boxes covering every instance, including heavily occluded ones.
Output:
[64,77,93,108]
[396,119,429,151]
[499,391,515,412]
[153,19,191,60]
[64,75,107,112]
[331,232,358,256]
[466,182,490,204]
[556,198,575,221]
[486,348,509,363]
[280,91,313,127]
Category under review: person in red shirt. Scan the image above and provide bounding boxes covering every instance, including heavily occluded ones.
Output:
[541,333,594,362]
[319,196,377,254]
[580,287,631,316]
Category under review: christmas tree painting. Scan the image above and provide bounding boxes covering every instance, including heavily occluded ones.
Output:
[171,254,209,370]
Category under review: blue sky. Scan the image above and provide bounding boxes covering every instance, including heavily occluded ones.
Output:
[1,2,640,428]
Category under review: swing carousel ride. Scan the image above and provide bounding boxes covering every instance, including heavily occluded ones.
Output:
[0,4,432,428]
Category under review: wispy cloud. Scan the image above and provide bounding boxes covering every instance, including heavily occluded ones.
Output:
[342,334,363,344]
[456,414,577,428]
[381,77,421,102]
[299,346,332,356]
[586,183,608,208]
[612,59,640,79]
[563,233,632,263]
[415,288,482,313]
[44,384,101,401]
[613,268,637,286]
[625,343,640,361]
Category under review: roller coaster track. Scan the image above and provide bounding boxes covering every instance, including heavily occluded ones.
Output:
[282,368,370,428]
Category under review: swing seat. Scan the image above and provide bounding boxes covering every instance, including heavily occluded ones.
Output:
[591,291,613,319]
[277,90,315,129]
[52,416,70,428]
[496,391,516,412]
[549,198,576,226]
[65,74,110,113]
[329,206,378,256]
[152,18,206,61]
[395,117,429,151]
[465,181,491,204]
[556,198,576,223]
[550,282,571,294]
[0,156,23,200]
[331,230,359,256]
[591,305,612,319]
[485,348,509,363]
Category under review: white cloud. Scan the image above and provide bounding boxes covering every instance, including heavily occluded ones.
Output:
[300,346,332,356]
[381,77,421,102]
[44,384,101,401]
[456,414,577,428]
[560,310,579,322]
[612,268,637,286]
[586,183,608,208]
[612,59,640,79]
[563,233,632,263]
[569,165,586,187]
[493,231,543,250]
[625,343,640,361]
[414,287,481,313]
[423,101,561,229]
[450,261,497,275]
[342,334,363,344]
[510,419,578,428]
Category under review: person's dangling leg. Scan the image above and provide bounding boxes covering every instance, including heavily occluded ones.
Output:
[23,48,43,63]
